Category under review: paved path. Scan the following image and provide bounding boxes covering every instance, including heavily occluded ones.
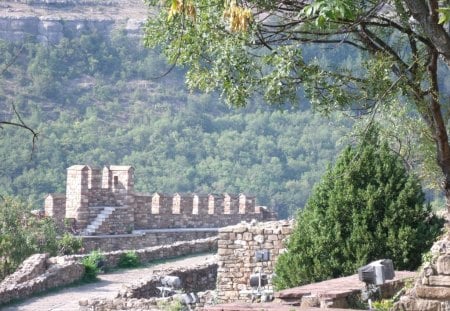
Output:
[3,254,216,311]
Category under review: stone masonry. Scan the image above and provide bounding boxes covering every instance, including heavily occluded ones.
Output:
[393,233,450,311]
[45,165,276,236]
[0,253,84,305]
[216,220,293,303]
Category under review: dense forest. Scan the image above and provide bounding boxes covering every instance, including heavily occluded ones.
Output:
[1,31,350,217]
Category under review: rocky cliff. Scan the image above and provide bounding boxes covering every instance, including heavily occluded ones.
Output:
[0,0,148,43]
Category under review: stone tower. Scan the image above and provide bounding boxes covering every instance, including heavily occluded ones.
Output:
[65,165,90,227]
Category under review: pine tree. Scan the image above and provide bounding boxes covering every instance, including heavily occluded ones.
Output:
[274,129,444,289]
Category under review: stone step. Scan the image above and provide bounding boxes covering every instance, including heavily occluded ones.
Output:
[82,206,116,236]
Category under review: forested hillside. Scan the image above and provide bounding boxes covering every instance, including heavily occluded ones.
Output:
[0,32,349,217]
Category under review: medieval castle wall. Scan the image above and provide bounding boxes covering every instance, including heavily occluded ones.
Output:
[45,165,276,235]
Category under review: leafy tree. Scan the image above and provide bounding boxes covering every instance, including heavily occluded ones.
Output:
[273,128,444,289]
[144,0,450,210]
[0,197,58,280]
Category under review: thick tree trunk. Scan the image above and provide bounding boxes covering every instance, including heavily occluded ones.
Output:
[404,0,450,67]
[403,0,450,213]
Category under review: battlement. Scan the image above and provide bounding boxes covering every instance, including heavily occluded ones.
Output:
[45,165,276,235]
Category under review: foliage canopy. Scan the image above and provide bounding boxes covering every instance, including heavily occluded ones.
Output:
[0,197,58,280]
[0,35,349,217]
[273,129,444,289]
[144,0,450,208]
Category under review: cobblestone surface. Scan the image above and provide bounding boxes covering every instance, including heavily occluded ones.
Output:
[2,253,214,311]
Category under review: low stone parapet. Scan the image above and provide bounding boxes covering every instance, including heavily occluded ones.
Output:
[81,228,218,252]
[71,236,218,269]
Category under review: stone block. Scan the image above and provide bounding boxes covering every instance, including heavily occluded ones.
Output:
[437,255,450,275]
[243,232,252,241]
[429,275,450,286]
[417,285,450,300]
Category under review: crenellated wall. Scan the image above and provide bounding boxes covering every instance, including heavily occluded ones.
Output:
[44,165,277,236]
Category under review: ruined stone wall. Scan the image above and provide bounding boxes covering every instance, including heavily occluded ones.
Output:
[0,254,84,305]
[0,237,218,306]
[79,261,218,311]
[117,262,218,299]
[81,229,218,252]
[215,220,293,303]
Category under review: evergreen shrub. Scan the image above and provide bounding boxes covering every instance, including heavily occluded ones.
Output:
[274,128,444,289]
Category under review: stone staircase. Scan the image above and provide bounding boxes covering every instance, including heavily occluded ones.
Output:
[82,206,116,236]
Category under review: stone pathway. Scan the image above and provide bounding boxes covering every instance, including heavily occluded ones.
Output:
[3,254,215,311]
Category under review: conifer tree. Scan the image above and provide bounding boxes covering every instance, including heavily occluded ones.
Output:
[274,129,443,289]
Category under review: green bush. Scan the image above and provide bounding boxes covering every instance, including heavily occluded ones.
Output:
[0,197,59,279]
[57,233,83,255]
[81,250,105,281]
[117,251,140,268]
[274,128,444,289]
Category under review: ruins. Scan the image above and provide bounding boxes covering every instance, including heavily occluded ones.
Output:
[44,165,276,236]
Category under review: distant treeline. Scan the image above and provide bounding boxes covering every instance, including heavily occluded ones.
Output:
[0,32,350,217]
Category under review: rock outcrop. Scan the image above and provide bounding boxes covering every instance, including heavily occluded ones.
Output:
[0,0,148,43]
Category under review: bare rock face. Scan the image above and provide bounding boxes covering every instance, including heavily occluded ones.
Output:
[0,0,148,43]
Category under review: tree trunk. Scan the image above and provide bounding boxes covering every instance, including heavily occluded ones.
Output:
[403,0,450,213]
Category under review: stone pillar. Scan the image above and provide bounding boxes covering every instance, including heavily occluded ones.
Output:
[102,166,112,189]
[194,194,209,215]
[238,194,255,214]
[223,193,238,214]
[173,193,181,214]
[65,165,90,228]
[88,166,101,189]
[44,193,66,231]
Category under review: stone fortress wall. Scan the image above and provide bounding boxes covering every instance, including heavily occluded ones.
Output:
[45,165,276,236]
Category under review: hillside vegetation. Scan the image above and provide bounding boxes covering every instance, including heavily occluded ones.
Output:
[0,32,349,217]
